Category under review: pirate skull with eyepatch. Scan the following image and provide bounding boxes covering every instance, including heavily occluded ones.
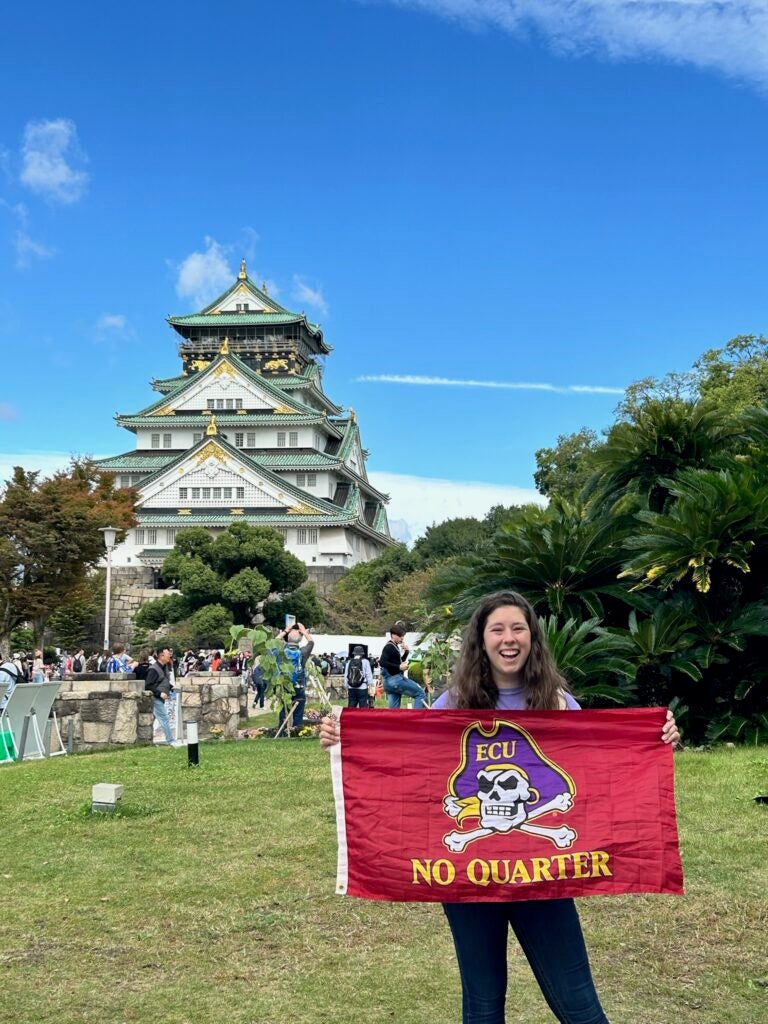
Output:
[476,765,534,831]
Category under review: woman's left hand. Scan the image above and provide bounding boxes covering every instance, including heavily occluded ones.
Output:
[661,709,680,747]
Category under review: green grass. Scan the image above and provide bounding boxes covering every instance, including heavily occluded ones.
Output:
[1,742,766,1024]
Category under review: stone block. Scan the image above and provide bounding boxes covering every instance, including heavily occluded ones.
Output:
[110,699,138,744]
[180,691,202,706]
[92,783,123,803]
[80,696,120,724]
[82,721,112,745]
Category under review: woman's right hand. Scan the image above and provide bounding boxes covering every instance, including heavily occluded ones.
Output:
[319,715,340,749]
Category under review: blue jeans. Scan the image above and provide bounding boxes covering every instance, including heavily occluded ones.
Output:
[278,687,306,732]
[153,697,174,744]
[382,671,427,709]
[442,899,609,1024]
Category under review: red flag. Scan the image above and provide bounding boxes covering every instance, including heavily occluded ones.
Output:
[331,708,683,903]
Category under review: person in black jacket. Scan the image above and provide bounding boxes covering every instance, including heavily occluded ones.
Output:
[144,646,178,745]
[380,625,427,708]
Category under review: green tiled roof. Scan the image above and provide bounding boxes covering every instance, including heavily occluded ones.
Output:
[122,352,321,420]
[256,451,340,468]
[97,452,177,470]
[151,375,188,394]
[198,274,292,316]
[136,511,352,527]
[170,311,312,328]
[117,411,329,429]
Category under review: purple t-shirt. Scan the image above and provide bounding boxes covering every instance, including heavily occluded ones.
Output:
[432,685,580,710]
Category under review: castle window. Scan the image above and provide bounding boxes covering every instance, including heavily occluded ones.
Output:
[207,399,215,410]
[223,487,232,499]
[213,487,221,499]
[296,527,318,545]
[225,399,234,409]
[166,528,178,545]
[296,473,306,487]
[192,487,200,499]
[135,529,145,546]
[120,474,130,488]
[216,399,224,410]
[202,487,211,499]
[193,432,202,443]
[277,432,286,447]
[179,488,188,499]
[306,473,316,487]
[235,398,243,409]
[236,487,245,500]
[289,431,299,447]
[151,433,160,449]
[146,529,157,546]
[163,433,172,448]
[246,432,256,447]
[235,433,244,447]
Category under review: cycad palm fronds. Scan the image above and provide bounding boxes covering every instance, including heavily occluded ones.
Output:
[620,466,768,593]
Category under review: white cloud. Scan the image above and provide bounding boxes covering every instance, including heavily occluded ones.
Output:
[0,403,17,422]
[0,451,72,484]
[20,118,89,204]
[358,373,624,395]
[175,237,233,309]
[384,1,768,87]
[293,275,329,316]
[14,229,54,269]
[94,313,136,343]
[369,470,545,540]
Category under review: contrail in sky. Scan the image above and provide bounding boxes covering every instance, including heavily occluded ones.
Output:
[356,374,624,395]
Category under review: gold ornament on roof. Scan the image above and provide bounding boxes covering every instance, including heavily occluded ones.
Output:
[219,337,230,355]
[206,416,218,437]
[178,508,192,516]
[349,407,357,422]
[195,441,228,465]
[264,357,288,372]
[212,361,235,379]
[191,359,210,372]
[239,259,247,280]
[230,508,244,515]
[274,402,298,414]
[288,502,318,515]
[155,404,175,416]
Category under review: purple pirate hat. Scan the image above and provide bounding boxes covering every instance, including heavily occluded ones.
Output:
[448,721,575,808]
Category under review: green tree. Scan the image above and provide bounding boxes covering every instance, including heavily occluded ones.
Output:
[262,584,324,629]
[187,604,233,647]
[0,460,135,651]
[413,517,491,565]
[534,428,601,500]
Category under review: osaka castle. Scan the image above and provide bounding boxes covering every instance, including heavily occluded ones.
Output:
[97,261,393,581]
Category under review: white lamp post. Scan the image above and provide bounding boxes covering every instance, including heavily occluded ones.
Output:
[99,527,118,653]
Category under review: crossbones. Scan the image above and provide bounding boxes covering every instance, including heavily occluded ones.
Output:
[443,767,576,853]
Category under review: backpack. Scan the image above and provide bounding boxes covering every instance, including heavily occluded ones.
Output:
[283,645,306,688]
[106,655,121,674]
[347,656,365,688]
[72,656,83,673]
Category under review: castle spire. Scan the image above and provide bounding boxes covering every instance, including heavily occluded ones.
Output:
[238,258,247,280]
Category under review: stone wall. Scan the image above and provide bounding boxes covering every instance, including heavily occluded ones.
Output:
[306,565,347,597]
[51,672,248,753]
[87,567,180,649]
[177,673,248,739]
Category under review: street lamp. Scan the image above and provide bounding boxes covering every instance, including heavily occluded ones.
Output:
[99,527,118,653]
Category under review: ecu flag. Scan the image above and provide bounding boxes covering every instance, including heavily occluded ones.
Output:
[330,708,683,903]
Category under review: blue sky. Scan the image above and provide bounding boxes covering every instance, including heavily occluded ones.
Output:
[2,1,768,539]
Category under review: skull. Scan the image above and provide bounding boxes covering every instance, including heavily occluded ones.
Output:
[477,768,531,832]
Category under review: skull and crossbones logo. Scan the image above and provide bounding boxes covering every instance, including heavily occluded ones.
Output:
[442,723,577,853]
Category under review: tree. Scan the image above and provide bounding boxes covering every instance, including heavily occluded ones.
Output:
[0,460,135,651]
[323,544,419,633]
[262,584,324,629]
[534,428,601,500]
[413,518,491,565]
[144,522,309,646]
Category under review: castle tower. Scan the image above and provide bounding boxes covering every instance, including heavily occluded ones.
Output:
[97,263,392,579]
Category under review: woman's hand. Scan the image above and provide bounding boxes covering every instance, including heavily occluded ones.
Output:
[319,714,340,750]
[661,709,680,747]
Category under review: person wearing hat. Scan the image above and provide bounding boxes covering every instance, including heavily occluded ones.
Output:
[344,645,373,708]
[379,625,427,709]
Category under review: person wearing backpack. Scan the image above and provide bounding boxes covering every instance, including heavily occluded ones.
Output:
[71,649,86,674]
[277,622,314,734]
[344,645,373,709]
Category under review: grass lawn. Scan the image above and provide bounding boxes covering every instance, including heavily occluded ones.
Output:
[1,733,766,1024]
